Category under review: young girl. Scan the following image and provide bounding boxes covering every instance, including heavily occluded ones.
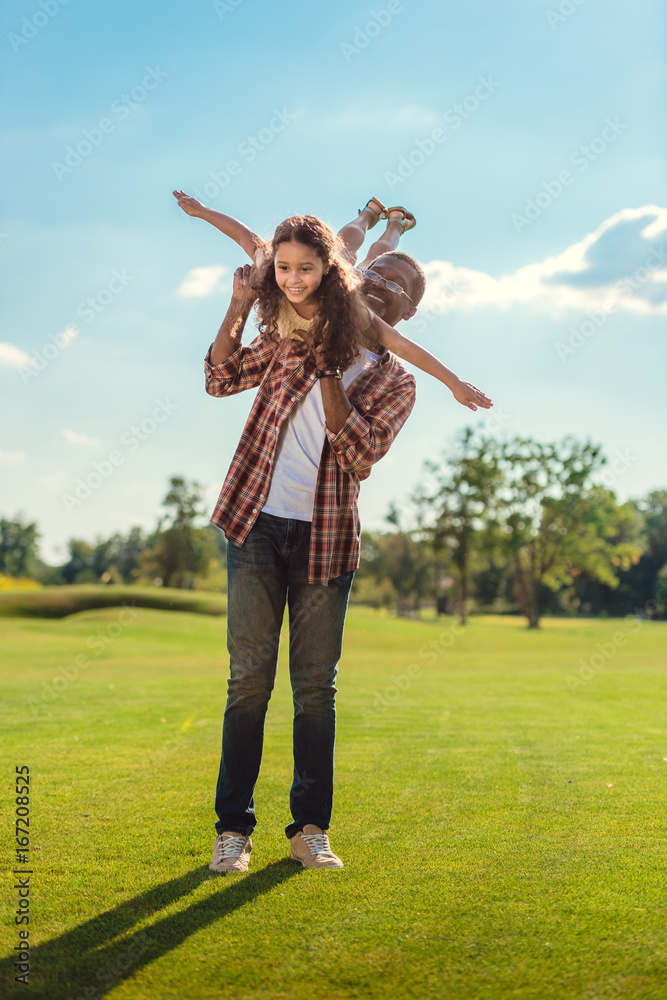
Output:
[173,190,492,412]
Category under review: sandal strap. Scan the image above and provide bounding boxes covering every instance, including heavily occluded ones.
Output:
[386,206,417,232]
[358,196,387,228]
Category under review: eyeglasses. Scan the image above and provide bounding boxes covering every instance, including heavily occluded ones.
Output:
[359,269,413,302]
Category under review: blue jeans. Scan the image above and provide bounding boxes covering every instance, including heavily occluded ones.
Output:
[214,512,354,839]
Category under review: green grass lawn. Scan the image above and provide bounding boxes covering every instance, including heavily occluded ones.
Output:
[1,607,666,1000]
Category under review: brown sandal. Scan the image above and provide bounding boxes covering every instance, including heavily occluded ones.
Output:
[358,196,388,229]
[386,206,417,233]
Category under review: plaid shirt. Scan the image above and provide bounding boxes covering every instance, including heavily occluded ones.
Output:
[205,334,416,584]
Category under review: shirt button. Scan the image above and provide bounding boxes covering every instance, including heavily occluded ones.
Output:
[291,396,296,402]
[365,404,371,410]
[259,494,264,499]
[252,508,257,514]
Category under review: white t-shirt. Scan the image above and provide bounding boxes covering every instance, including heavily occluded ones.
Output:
[262,348,381,522]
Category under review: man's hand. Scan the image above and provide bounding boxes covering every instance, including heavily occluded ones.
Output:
[173,189,205,218]
[231,264,258,313]
[452,380,493,411]
[210,265,257,366]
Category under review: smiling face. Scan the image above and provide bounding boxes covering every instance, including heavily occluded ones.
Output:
[360,254,418,327]
[274,240,327,318]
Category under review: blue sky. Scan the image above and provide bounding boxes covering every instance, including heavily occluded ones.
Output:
[1,0,665,562]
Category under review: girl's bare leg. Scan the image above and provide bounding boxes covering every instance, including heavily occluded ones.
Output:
[358,208,416,271]
[337,197,386,264]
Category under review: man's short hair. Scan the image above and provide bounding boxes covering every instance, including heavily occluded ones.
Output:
[369,250,426,306]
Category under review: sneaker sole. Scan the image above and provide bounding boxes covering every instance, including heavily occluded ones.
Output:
[290,854,343,869]
[208,863,249,873]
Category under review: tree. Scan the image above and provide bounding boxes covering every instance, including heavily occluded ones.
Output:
[0,515,40,578]
[414,428,504,624]
[498,437,643,627]
[582,490,667,617]
[60,529,148,585]
[105,527,147,583]
[354,523,435,616]
[143,476,215,588]
[61,539,96,584]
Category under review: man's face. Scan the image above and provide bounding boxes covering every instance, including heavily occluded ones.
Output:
[360,255,418,327]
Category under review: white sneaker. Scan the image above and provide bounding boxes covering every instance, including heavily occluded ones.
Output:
[290,824,343,869]
[209,832,252,872]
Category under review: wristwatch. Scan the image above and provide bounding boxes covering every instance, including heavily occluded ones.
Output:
[315,367,343,379]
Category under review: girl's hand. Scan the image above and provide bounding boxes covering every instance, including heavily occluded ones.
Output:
[173,189,205,217]
[452,380,493,411]
[232,264,258,312]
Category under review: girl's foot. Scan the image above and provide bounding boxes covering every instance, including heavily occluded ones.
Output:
[358,196,387,230]
[385,206,417,233]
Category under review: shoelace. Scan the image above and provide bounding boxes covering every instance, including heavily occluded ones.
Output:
[301,833,336,858]
[217,835,247,860]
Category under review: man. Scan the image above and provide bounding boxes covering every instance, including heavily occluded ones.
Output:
[205,251,423,872]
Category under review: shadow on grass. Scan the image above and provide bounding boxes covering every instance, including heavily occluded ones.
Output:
[2,860,300,999]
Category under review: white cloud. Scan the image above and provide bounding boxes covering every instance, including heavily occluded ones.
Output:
[0,450,25,465]
[61,429,100,447]
[420,205,667,316]
[0,342,32,367]
[176,265,228,298]
[56,325,78,348]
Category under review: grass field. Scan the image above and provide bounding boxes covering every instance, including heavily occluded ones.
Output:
[1,607,666,999]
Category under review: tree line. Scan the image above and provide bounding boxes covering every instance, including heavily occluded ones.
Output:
[2,434,666,628]
[354,430,666,627]
[1,477,227,594]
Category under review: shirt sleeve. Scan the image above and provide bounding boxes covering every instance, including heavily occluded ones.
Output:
[325,371,416,480]
[204,334,277,397]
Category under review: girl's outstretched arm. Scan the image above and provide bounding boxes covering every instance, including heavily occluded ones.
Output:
[369,314,493,412]
[173,190,262,261]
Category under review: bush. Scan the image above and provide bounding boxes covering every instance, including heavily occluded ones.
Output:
[0,585,225,619]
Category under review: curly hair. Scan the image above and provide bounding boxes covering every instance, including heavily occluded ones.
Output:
[252,216,367,370]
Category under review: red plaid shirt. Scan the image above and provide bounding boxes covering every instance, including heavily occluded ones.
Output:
[205,334,416,584]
